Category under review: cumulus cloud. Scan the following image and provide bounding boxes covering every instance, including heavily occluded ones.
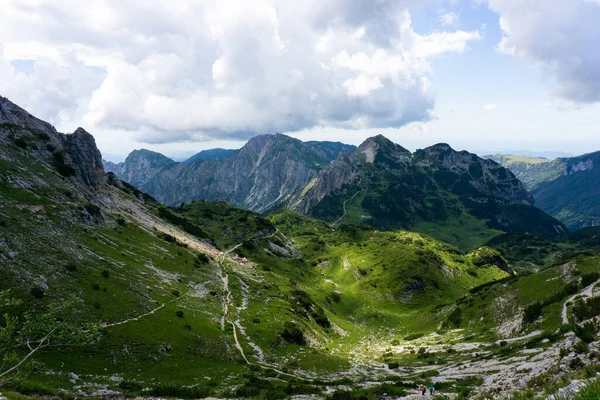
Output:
[0,45,105,126]
[439,11,459,27]
[487,0,600,103]
[483,104,497,110]
[0,0,481,143]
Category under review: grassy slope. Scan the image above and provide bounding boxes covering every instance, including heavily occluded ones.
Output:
[454,251,600,337]
[6,131,600,399]
[486,154,550,165]
[1,135,515,397]
[270,211,511,341]
[486,228,600,273]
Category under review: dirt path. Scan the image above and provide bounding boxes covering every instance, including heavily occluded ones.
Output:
[562,280,599,324]
[217,232,319,380]
[332,190,364,227]
[103,291,190,328]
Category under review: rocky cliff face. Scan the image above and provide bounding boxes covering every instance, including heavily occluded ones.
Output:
[288,135,566,240]
[0,96,105,189]
[106,134,357,211]
[103,149,175,189]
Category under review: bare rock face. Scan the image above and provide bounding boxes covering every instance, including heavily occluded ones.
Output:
[103,149,175,190]
[105,134,357,211]
[67,128,106,188]
[0,96,106,190]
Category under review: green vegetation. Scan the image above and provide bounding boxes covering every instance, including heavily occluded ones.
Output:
[486,228,600,273]
[575,378,600,399]
[489,152,600,231]
[3,112,600,399]
[307,141,565,251]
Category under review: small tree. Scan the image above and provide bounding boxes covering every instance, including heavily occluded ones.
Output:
[0,291,100,386]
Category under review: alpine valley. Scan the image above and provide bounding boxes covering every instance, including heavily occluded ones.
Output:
[3,96,600,400]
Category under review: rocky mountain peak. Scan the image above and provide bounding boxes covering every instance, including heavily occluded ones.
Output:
[67,128,106,188]
[357,134,410,164]
[125,149,175,166]
[0,96,57,134]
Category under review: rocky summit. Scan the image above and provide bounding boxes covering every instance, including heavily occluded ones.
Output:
[289,134,566,250]
[104,134,356,211]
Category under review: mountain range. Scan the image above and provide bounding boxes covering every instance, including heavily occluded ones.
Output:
[487,152,600,230]
[4,95,600,399]
[104,135,356,212]
[106,134,566,250]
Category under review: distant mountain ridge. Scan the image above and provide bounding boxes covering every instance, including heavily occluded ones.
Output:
[103,149,176,189]
[182,148,234,164]
[103,135,357,211]
[487,152,600,230]
[288,135,566,249]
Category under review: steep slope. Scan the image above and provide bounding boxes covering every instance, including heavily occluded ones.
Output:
[103,149,176,189]
[489,152,600,230]
[182,148,235,163]
[486,227,600,273]
[106,135,356,212]
[289,135,566,250]
[305,141,357,162]
[484,154,566,191]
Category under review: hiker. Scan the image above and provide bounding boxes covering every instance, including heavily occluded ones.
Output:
[429,385,435,396]
[419,385,427,396]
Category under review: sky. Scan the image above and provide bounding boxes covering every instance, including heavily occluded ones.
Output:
[0,0,599,162]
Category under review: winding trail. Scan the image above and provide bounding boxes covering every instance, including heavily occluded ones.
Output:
[332,190,364,227]
[218,231,313,380]
[562,279,600,324]
[103,291,191,328]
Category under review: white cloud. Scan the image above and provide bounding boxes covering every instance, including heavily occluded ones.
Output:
[439,11,459,27]
[487,0,600,103]
[0,0,481,143]
[483,103,497,110]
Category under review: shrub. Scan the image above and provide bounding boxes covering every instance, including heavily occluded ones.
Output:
[524,301,543,324]
[150,385,212,399]
[281,322,306,345]
[404,332,424,341]
[446,307,462,327]
[559,348,569,358]
[197,253,210,264]
[158,232,177,244]
[176,310,184,318]
[118,380,143,392]
[172,290,180,297]
[575,378,600,399]
[65,263,77,272]
[53,151,76,177]
[581,272,600,288]
[14,137,28,148]
[84,204,102,218]
[116,217,126,226]
[388,362,400,369]
[573,297,600,321]
[101,270,109,278]
[30,287,45,299]
[575,322,597,344]
[574,340,589,354]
